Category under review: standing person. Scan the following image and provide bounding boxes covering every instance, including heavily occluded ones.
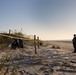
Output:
[72,34,76,53]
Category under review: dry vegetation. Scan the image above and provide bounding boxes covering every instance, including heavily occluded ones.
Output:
[0,30,34,49]
[43,41,73,50]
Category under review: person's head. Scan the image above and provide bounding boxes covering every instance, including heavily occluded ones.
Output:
[74,34,76,37]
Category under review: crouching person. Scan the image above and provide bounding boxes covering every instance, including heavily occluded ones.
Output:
[18,39,24,48]
[11,39,19,49]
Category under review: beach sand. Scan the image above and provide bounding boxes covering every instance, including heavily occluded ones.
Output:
[0,41,76,75]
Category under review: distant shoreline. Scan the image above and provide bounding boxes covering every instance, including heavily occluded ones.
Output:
[43,39,72,42]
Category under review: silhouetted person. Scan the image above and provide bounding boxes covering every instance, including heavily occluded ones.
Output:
[11,39,19,49]
[72,34,76,53]
[18,39,23,48]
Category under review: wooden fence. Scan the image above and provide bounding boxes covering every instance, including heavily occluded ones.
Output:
[0,33,40,54]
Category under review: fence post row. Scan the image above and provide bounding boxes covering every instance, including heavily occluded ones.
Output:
[0,32,40,54]
[37,36,40,49]
[34,35,37,54]
[9,29,11,35]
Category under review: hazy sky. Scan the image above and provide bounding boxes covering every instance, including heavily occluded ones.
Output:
[0,0,76,40]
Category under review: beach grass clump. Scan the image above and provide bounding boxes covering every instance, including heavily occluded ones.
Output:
[44,43,49,47]
[56,46,61,49]
[0,44,10,50]
[39,41,43,46]
[0,62,5,71]
[0,55,20,75]
[0,30,34,50]
[52,45,61,49]
[4,55,12,62]
[52,45,56,48]
[43,43,50,47]
[11,65,20,75]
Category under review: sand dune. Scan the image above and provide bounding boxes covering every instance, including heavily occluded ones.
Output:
[0,41,76,75]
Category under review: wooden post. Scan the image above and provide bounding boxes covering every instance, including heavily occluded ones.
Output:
[34,35,37,54]
[9,29,11,35]
[37,36,40,49]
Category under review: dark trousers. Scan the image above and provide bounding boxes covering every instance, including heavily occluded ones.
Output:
[73,43,76,52]
[74,48,76,52]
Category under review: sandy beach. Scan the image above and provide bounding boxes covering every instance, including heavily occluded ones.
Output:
[0,41,76,75]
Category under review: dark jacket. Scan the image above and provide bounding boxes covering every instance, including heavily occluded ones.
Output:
[72,37,76,48]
